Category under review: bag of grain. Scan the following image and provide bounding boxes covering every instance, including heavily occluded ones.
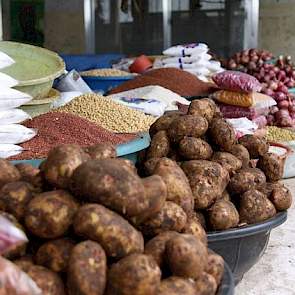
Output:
[0,124,36,144]
[0,144,23,158]
[0,87,32,110]
[0,109,31,125]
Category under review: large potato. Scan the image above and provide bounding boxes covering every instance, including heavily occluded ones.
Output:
[206,250,225,286]
[269,184,292,211]
[238,135,269,158]
[240,189,276,224]
[182,160,229,209]
[0,159,20,189]
[25,190,79,239]
[147,130,170,159]
[70,159,147,218]
[257,152,284,182]
[211,152,242,175]
[35,238,75,272]
[67,241,107,295]
[157,277,197,295]
[73,204,144,259]
[0,181,34,220]
[166,234,208,279]
[168,115,208,143]
[194,272,217,295]
[229,144,250,168]
[179,137,213,160]
[228,168,266,195]
[208,200,239,231]
[153,158,194,216]
[208,118,236,151]
[188,98,217,123]
[85,143,116,160]
[140,201,187,237]
[106,254,161,295]
[41,144,89,189]
[183,213,207,245]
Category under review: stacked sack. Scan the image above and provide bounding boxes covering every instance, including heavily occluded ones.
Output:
[211,71,277,133]
[0,51,36,158]
[154,43,224,82]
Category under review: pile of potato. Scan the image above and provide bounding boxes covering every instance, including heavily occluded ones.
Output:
[0,142,226,295]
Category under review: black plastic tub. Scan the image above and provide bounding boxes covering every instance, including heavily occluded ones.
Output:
[217,262,235,295]
[208,212,287,285]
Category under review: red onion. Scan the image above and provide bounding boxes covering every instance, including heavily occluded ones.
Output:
[273,66,280,74]
[286,80,295,88]
[277,85,289,94]
[289,105,295,113]
[263,88,274,97]
[270,106,279,114]
[267,114,275,125]
[274,91,287,102]
[277,70,286,81]
[268,81,278,90]
[278,100,289,109]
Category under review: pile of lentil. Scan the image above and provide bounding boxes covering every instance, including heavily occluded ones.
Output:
[109,68,216,97]
[266,126,295,142]
[80,68,134,77]
[10,112,136,160]
[56,94,156,133]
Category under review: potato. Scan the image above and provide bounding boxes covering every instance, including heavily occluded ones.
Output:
[153,158,194,216]
[0,181,34,220]
[140,201,187,237]
[0,159,20,189]
[106,254,161,295]
[70,159,147,218]
[143,158,161,175]
[25,190,79,239]
[219,190,231,202]
[132,175,167,224]
[194,272,217,295]
[206,251,224,286]
[41,144,90,189]
[85,143,116,159]
[13,256,34,272]
[182,160,229,209]
[157,277,197,295]
[238,135,269,159]
[25,265,66,295]
[147,130,170,159]
[183,213,207,245]
[211,152,242,175]
[188,98,217,123]
[195,211,207,229]
[67,241,107,295]
[35,238,75,272]
[209,118,236,151]
[229,144,250,168]
[269,185,292,211]
[179,137,213,160]
[208,200,239,231]
[257,152,284,182]
[74,204,144,259]
[228,168,266,195]
[239,189,276,224]
[168,115,208,143]
[166,234,208,279]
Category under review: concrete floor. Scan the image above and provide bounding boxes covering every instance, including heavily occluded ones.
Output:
[236,179,295,295]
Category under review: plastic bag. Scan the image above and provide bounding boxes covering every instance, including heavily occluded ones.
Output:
[163,43,208,57]
[0,109,31,125]
[0,52,15,69]
[162,54,212,65]
[51,91,82,109]
[0,124,37,144]
[226,117,258,137]
[0,144,23,158]
[0,72,18,88]
[212,70,262,93]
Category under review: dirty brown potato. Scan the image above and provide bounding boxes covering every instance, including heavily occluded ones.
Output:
[208,200,239,231]
[194,272,218,295]
[211,152,242,175]
[146,130,170,159]
[239,189,276,224]
[157,277,197,295]
[269,185,292,211]
[230,144,250,168]
[183,213,207,245]
[70,159,147,218]
[238,135,269,159]
[73,204,144,259]
[179,137,213,160]
[228,168,266,195]
[182,160,229,209]
[168,115,208,143]
[209,118,236,151]
[13,256,34,272]
[0,181,34,220]
[219,190,231,202]
[143,158,161,175]
[25,265,66,295]
[188,98,217,123]
[257,152,284,182]
[85,143,117,160]
[153,158,194,216]
[144,231,177,268]
[25,190,79,239]
[140,201,187,237]
[0,159,20,189]
[195,211,207,229]
[35,238,75,272]
[67,240,107,295]
[106,254,161,295]
[206,250,225,286]
[166,234,208,279]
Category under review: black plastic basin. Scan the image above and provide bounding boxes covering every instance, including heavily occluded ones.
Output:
[217,262,235,295]
[208,212,287,285]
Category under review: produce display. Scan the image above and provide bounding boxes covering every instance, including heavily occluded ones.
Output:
[0,142,228,295]
[266,126,295,142]
[80,68,134,77]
